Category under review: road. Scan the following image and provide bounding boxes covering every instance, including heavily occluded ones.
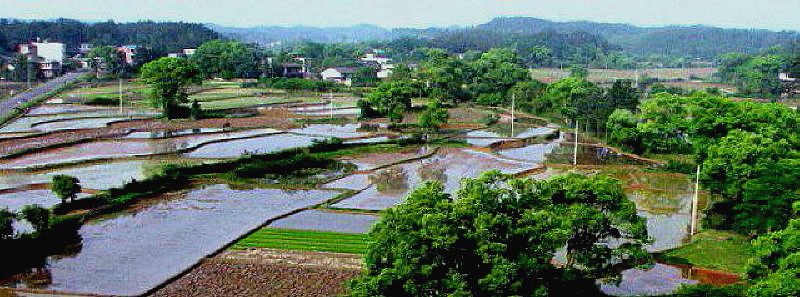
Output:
[0,69,90,119]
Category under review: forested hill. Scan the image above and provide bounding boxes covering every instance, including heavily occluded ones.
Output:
[207,24,389,44]
[0,18,220,53]
[478,17,800,58]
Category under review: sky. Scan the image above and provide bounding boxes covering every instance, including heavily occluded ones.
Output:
[1,0,798,31]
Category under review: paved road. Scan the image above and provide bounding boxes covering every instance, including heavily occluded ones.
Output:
[0,69,90,118]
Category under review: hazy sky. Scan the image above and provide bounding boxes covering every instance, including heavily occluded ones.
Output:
[1,0,798,31]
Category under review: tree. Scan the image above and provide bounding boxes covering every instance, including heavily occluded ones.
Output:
[545,77,602,121]
[51,175,81,204]
[509,80,548,113]
[418,101,449,131]
[190,39,260,78]
[347,171,648,297]
[569,65,589,78]
[365,81,417,118]
[700,130,798,233]
[606,80,640,110]
[746,218,800,297]
[21,204,50,234]
[87,45,126,75]
[140,57,202,119]
[0,208,15,240]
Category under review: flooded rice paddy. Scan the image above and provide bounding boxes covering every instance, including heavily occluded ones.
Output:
[269,210,379,234]
[184,133,324,158]
[0,184,339,296]
[332,148,539,210]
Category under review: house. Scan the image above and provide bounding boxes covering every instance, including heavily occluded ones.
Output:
[377,63,395,79]
[360,51,391,65]
[282,62,312,78]
[117,45,141,65]
[79,43,94,54]
[321,67,359,85]
[779,72,797,82]
[16,41,66,78]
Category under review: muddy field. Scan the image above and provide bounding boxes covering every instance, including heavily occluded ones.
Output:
[151,249,361,297]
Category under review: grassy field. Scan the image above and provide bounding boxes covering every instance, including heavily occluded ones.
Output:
[232,228,372,254]
[662,229,752,273]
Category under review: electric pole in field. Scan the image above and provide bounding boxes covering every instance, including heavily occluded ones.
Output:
[690,165,702,235]
[119,77,124,116]
[573,121,579,166]
[510,93,515,136]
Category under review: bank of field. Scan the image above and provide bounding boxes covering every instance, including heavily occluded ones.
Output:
[233,228,372,255]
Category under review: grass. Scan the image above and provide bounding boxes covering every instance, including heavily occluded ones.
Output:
[232,228,371,254]
[661,229,752,273]
[195,97,295,109]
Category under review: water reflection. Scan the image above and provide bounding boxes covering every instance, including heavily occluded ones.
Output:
[0,184,338,296]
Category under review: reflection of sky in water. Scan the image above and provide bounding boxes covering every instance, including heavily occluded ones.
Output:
[600,264,698,296]
[0,161,150,191]
[288,123,378,138]
[184,134,324,158]
[0,190,91,212]
[333,149,537,210]
[270,210,379,234]
[2,184,337,296]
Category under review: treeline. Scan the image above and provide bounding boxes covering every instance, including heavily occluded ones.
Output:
[384,28,615,66]
[715,52,800,97]
[0,18,220,53]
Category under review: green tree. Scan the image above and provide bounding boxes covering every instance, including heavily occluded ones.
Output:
[418,100,449,131]
[746,218,800,297]
[347,171,648,297]
[606,109,643,154]
[469,48,531,103]
[700,130,798,233]
[52,175,81,204]
[509,80,548,113]
[365,81,417,117]
[190,39,260,78]
[21,204,50,234]
[569,65,589,78]
[0,208,15,239]
[88,45,126,75]
[140,57,202,119]
[419,48,469,103]
[545,77,602,121]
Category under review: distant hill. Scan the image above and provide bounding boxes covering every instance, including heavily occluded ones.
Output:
[477,17,799,58]
[213,17,799,59]
[207,24,390,44]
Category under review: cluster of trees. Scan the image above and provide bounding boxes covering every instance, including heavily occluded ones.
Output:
[606,93,798,234]
[347,171,649,296]
[0,18,219,54]
[715,52,800,97]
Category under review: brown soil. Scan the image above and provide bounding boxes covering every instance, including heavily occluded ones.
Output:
[108,109,298,130]
[151,249,362,297]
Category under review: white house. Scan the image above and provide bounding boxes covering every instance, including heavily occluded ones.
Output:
[377,63,394,79]
[321,67,359,85]
[360,52,391,65]
[16,41,66,78]
[779,72,797,82]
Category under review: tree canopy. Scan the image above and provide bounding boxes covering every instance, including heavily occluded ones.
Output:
[347,171,649,297]
[190,39,261,78]
[140,57,202,118]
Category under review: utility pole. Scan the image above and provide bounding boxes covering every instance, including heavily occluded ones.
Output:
[573,121,579,166]
[510,93,515,136]
[329,89,334,119]
[690,165,702,235]
[119,76,124,116]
